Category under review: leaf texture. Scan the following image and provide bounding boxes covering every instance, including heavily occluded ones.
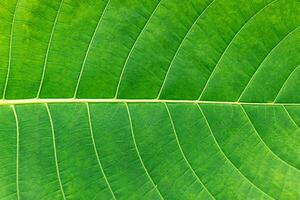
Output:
[0,0,299,199]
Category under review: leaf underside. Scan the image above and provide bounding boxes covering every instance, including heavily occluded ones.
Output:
[0,0,299,199]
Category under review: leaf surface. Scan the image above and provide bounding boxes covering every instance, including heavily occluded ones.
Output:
[0,0,299,199]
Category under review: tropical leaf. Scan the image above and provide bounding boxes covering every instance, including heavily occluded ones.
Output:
[0,0,299,199]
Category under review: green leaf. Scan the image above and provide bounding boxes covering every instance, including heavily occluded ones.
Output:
[0,0,299,199]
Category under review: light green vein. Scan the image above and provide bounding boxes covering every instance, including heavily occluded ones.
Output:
[198,0,278,100]
[1,98,300,106]
[85,103,117,200]
[125,103,164,200]
[3,0,19,99]
[156,0,216,99]
[196,104,275,199]
[274,64,300,103]
[36,0,64,98]
[11,105,20,200]
[73,0,111,98]
[241,105,300,172]
[238,26,300,101]
[164,103,215,199]
[45,103,66,200]
[282,105,299,128]
[114,1,162,98]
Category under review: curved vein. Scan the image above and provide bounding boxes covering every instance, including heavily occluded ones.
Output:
[282,105,299,128]
[238,26,300,101]
[85,103,117,200]
[274,64,300,103]
[164,103,215,199]
[156,0,216,99]
[2,0,19,99]
[73,0,111,98]
[114,1,162,98]
[45,103,66,200]
[11,105,20,200]
[240,105,300,172]
[197,0,277,100]
[196,104,275,199]
[36,0,64,98]
[125,103,164,200]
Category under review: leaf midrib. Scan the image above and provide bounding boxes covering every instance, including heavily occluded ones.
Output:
[0,98,299,106]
